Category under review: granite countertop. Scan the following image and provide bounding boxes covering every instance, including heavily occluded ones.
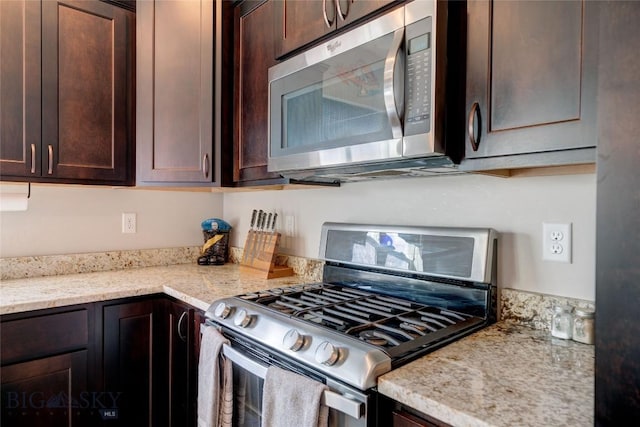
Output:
[0,262,594,427]
[378,322,594,427]
[0,263,304,315]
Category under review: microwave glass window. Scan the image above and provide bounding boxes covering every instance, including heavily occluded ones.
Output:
[279,32,396,153]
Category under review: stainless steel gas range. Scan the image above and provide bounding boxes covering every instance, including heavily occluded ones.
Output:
[205,222,498,427]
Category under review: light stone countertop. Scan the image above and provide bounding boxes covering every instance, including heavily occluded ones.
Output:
[378,322,594,427]
[0,262,594,427]
[0,263,304,315]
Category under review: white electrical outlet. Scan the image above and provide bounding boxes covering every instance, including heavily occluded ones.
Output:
[543,223,571,263]
[122,212,137,234]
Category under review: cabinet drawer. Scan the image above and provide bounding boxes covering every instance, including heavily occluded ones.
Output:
[1,309,89,365]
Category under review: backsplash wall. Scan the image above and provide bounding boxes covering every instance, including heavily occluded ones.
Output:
[223,173,596,301]
[1,173,596,301]
[0,183,223,258]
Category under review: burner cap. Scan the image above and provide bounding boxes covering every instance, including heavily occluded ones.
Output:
[268,301,293,313]
[359,330,387,346]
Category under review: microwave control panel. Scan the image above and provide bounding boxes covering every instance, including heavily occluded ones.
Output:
[404,16,432,137]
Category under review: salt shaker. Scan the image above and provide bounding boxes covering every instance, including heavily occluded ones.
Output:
[551,304,574,339]
[572,308,595,344]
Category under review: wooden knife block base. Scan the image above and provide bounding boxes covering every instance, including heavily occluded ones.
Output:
[240,231,294,279]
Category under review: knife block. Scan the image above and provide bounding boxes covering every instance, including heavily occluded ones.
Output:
[239,231,294,279]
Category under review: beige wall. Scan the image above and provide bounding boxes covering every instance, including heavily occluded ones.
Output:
[223,173,596,301]
[0,172,596,301]
[0,183,223,257]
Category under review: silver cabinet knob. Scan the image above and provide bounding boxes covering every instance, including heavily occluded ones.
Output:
[315,341,339,366]
[283,329,305,352]
[213,302,233,319]
[233,308,252,328]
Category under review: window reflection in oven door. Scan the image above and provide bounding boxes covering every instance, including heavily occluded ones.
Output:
[220,343,369,427]
[232,364,264,427]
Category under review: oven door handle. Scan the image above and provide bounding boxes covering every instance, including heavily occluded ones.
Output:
[222,344,364,420]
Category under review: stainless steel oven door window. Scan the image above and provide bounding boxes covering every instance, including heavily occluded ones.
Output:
[222,344,368,427]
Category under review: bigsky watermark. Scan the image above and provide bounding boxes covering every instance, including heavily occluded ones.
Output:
[3,390,122,420]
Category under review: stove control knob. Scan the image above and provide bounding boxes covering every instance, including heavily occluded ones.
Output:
[315,341,340,366]
[283,329,305,352]
[233,309,252,328]
[213,302,233,319]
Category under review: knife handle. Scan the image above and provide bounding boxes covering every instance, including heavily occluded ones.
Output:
[266,213,273,232]
[250,209,257,228]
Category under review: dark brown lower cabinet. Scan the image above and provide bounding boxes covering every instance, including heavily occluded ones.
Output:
[1,351,89,427]
[102,298,160,427]
[0,305,98,427]
[392,410,450,427]
[163,299,204,427]
[1,296,204,427]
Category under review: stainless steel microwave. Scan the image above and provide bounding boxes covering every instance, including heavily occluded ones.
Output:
[268,1,459,183]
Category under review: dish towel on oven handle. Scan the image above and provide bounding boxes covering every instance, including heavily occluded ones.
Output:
[261,366,329,427]
[198,326,233,427]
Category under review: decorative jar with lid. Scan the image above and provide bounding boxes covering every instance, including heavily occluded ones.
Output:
[551,304,574,339]
[572,308,595,344]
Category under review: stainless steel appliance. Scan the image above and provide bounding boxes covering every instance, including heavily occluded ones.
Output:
[268,1,461,183]
[205,222,497,426]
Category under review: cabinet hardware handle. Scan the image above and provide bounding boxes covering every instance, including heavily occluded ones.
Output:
[335,0,348,21]
[30,144,36,174]
[322,0,334,28]
[202,154,210,179]
[178,311,188,342]
[47,145,54,174]
[468,102,481,151]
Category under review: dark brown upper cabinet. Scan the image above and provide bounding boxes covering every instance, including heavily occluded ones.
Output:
[275,0,399,59]
[0,0,134,185]
[232,0,287,185]
[461,0,599,172]
[136,0,231,186]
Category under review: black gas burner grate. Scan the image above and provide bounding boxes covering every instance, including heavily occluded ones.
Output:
[239,283,478,350]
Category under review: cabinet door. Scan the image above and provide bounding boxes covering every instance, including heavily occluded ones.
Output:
[0,0,41,178]
[335,0,398,28]
[166,301,190,426]
[136,0,214,184]
[162,299,205,427]
[188,309,206,425]
[275,0,336,58]
[464,0,598,168]
[103,300,162,427]
[41,0,133,183]
[234,0,285,184]
[392,410,450,427]
[1,351,90,427]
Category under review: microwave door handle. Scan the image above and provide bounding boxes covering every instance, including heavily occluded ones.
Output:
[221,343,364,420]
[383,29,404,139]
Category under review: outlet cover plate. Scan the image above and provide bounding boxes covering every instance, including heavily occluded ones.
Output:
[543,222,571,263]
[122,212,137,234]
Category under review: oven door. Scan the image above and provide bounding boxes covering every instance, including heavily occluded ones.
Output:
[219,338,369,427]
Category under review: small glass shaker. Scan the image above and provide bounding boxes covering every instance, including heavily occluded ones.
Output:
[572,308,595,344]
[551,304,574,339]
